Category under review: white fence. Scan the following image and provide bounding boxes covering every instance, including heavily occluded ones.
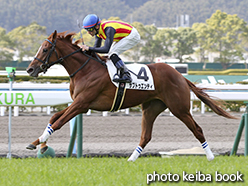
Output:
[1,83,248,116]
[189,84,248,114]
[191,84,248,101]
[0,83,71,116]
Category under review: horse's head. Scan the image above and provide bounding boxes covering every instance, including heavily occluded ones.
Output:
[27,30,60,77]
[27,30,106,78]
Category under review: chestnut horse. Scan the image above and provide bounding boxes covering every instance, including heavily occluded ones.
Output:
[26,30,235,161]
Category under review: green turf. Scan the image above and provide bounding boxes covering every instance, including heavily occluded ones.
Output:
[0,156,247,186]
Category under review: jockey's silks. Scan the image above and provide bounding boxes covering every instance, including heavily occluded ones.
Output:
[97,21,133,42]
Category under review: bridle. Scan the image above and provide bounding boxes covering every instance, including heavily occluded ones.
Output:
[34,38,81,74]
[34,38,106,77]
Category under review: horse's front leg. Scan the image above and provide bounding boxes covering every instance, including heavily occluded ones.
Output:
[26,123,55,153]
[26,103,83,153]
[26,107,69,152]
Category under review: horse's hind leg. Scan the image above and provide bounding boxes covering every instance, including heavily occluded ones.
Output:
[171,109,214,161]
[128,99,167,162]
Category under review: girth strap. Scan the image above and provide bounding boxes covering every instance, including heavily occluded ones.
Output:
[110,82,126,112]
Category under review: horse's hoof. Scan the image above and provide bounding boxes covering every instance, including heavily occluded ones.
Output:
[26,144,36,150]
[40,146,48,154]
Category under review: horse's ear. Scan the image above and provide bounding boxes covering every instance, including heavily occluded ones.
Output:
[52,30,57,42]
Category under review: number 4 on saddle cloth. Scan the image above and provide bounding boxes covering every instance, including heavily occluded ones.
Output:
[106,60,155,112]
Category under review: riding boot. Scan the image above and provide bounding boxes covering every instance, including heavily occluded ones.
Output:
[110,54,132,83]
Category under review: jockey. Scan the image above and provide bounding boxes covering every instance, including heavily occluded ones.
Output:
[81,14,140,83]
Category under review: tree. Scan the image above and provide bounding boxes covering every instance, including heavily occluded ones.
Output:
[192,23,209,62]
[7,22,47,62]
[205,10,248,69]
[0,27,14,63]
[154,28,177,58]
[173,27,197,63]
[240,26,248,69]
[139,24,163,62]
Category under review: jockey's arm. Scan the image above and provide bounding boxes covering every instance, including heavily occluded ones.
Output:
[93,36,102,47]
[89,27,115,53]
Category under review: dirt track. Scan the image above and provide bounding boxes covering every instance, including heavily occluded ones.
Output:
[0,111,244,158]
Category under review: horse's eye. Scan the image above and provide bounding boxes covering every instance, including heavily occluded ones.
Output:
[43,48,48,53]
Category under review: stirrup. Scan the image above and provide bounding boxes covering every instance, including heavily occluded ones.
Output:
[121,73,132,83]
[113,73,132,83]
[113,73,121,83]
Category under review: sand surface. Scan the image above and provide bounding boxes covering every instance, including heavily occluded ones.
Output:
[0,111,244,158]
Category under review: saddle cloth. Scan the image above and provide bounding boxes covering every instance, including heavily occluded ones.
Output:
[106,60,155,90]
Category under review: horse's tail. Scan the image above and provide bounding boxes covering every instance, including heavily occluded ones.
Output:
[185,78,237,119]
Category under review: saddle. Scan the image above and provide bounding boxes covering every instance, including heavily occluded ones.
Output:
[88,52,155,112]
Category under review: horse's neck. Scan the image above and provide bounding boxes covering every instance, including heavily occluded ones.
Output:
[62,50,106,80]
[56,40,107,79]
[57,44,88,77]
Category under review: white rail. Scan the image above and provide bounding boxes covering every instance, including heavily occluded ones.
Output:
[1,83,248,116]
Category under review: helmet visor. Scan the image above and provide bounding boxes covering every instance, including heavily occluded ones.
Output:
[85,27,95,32]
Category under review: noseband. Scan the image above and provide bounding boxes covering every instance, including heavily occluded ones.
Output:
[35,39,59,73]
[34,38,106,77]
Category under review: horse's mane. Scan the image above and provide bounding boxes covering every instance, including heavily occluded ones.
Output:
[56,31,82,48]
[56,31,106,62]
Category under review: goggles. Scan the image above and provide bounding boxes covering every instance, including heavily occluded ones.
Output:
[85,27,95,32]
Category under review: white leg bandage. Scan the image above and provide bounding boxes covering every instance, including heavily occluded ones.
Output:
[128,146,143,162]
[202,141,214,161]
[39,124,54,143]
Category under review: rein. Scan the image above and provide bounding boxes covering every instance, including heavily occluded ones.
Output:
[35,38,106,78]
[70,51,107,77]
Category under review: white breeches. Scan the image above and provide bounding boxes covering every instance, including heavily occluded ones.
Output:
[108,27,140,57]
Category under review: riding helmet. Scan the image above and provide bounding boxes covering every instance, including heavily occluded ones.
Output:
[82,14,101,29]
